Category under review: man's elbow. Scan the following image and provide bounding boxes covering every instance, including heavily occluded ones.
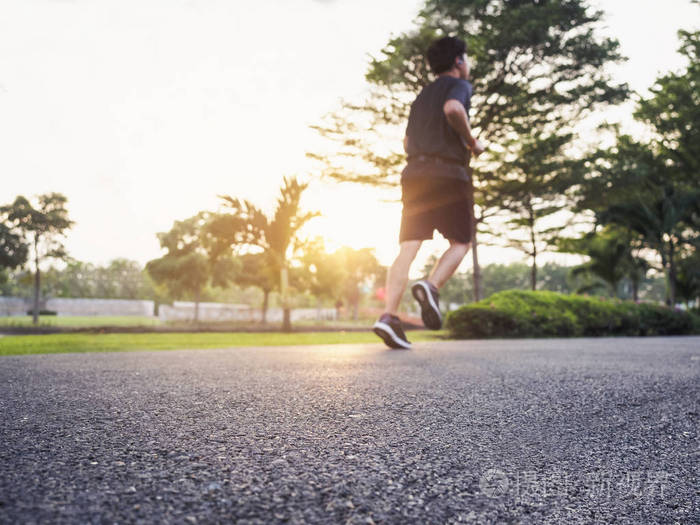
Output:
[443,100,463,118]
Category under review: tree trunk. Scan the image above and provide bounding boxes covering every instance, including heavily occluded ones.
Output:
[32,234,40,325]
[529,204,537,291]
[632,279,639,302]
[261,289,270,324]
[667,238,677,307]
[280,266,291,332]
[282,308,291,332]
[468,169,481,302]
[194,288,200,323]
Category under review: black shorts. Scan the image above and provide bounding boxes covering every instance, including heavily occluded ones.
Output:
[399,175,473,244]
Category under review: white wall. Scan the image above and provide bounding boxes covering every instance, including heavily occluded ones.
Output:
[0,297,153,316]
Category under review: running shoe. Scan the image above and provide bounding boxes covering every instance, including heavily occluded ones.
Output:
[373,313,412,349]
[411,280,442,330]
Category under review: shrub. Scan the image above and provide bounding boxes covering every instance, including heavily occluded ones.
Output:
[446,306,526,339]
[445,290,698,339]
[26,310,57,316]
[634,303,695,336]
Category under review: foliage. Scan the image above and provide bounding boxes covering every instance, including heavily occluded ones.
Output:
[558,225,649,298]
[675,250,700,306]
[0,193,74,324]
[576,29,700,306]
[309,0,628,187]
[428,260,582,307]
[299,238,346,304]
[634,30,699,185]
[308,0,628,301]
[232,252,277,322]
[0,223,28,271]
[445,290,698,338]
[217,177,318,330]
[146,212,238,321]
[487,131,581,289]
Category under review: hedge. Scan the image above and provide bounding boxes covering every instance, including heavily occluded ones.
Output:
[445,290,700,339]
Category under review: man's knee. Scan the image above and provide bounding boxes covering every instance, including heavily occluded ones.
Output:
[398,240,422,261]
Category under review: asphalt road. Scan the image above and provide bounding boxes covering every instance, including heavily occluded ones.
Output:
[1,337,698,524]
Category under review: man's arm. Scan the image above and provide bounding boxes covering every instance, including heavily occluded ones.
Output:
[443,99,485,156]
[403,135,409,153]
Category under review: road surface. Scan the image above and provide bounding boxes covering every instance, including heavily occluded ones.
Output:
[1,337,698,523]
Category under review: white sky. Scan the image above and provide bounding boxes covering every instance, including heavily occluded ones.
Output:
[0,0,697,272]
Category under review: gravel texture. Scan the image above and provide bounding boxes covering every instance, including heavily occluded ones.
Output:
[1,337,698,524]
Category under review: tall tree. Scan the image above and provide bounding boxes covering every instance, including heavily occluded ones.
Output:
[489,131,579,289]
[634,29,699,187]
[577,26,700,304]
[580,134,700,305]
[309,0,628,299]
[218,177,318,331]
[0,193,73,324]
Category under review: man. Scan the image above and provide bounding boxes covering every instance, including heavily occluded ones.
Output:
[373,36,485,350]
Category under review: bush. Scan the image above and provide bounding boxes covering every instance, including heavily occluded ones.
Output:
[446,306,526,339]
[26,310,57,316]
[445,290,699,339]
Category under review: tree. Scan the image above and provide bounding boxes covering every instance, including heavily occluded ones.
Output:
[603,189,699,306]
[489,131,579,290]
[335,246,382,320]
[675,249,700,308]
[579,28,700,306]
[309,0,628,300]
[579,126,700,306]
[234,252,277,324]
[559,226,649,299]
[146,212,237,322]
[218,177,318,331]
[299,238,347,314]
[0,193,73,324]
[634,30,699,187]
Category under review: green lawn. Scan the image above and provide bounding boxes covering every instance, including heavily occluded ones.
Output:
[0,315,161,327]
[0,330,447,356]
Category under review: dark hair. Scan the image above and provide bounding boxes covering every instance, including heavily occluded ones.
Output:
[426,36,467,74]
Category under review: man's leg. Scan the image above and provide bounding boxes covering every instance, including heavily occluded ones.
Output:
[427,240,471,289]
[411,240,470,330]
[373,240,422,349]
[385,240,422,315]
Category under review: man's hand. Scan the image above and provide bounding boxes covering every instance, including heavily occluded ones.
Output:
[470,138,485,157]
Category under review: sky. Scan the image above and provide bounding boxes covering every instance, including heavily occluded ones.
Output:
[0,0,698,273]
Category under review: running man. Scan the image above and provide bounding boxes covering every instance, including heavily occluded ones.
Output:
[373,36,485,349]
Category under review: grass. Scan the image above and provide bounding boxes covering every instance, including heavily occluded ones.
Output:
[0,315,161,327]
[0,330,447,356]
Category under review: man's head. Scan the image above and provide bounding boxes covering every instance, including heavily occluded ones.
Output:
[427,36,469,80]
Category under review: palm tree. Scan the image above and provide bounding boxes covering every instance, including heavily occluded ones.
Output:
[218,177,318,331]
[564,226,648,298]
[602,185,700,305]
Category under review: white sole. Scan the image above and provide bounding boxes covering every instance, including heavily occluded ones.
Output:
[372,321,412,349]
[414,281,442,326]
